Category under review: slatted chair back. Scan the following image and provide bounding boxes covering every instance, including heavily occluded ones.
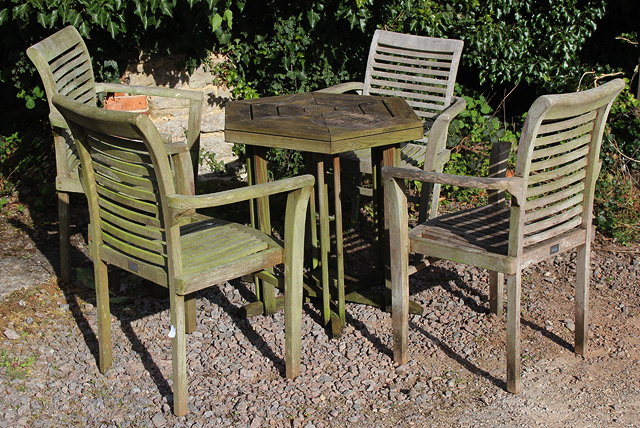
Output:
[52,95,184,286]
[511,81,623,256]
[27,26,97,125]
[362,29,464,121]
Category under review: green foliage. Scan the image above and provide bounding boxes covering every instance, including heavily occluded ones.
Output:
[594,80,640,243]
[199,150,226,174]
[0,350,37,380]
[379,0,607,92]
[442,86,519,203]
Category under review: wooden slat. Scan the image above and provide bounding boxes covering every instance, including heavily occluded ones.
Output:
[525,193,584,223]
[98,197,160,227]
[523,217,582,247]
[63,81,94,102]
[55,63,92,92]
[371,61,451,78]
[532,134,591,160]
[526,181,585,210]
[368,70,449,87]
[90,150,154,177]
[93,162,156,190]
[52,52,90,81]
[49,45,85,72]
[524,205,583,236]
[534,122,594,147]
[373,53,453,70]
[94,170,157,202]
[369,77,448,95]
[89,134,153,164]
[75,90,95,105]
[537,110,597,135]
[100,244,168,287]
[99,208,163,240]
[527,169,586,198]
[527,157,587,185]
[376,45,455,61]
[101,218,165,254]
[530,145,590,172]
[101,231,166,266]
[96,184,159,214]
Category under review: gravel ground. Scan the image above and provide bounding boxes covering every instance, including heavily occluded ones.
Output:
[1,208,640,427]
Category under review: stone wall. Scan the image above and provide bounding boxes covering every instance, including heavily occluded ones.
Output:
[120,54,236,175]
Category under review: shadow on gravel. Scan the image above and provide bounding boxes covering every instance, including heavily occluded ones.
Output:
[410,321,506,390]
[346,311,393,358]
[203,281,286,377]
[521,318,574,352]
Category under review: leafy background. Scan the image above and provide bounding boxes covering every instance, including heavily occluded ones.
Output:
[0,0,638,241]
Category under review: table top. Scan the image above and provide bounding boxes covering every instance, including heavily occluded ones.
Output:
[224,92,423,154]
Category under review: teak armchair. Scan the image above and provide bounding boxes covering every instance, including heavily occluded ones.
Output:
[318,29,465,222]
[52,95,313,416]
[383,79,624,393]
[27,25,203,283]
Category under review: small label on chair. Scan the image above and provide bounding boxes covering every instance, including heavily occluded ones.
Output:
[550,244,559,255]
[128,261,139,272]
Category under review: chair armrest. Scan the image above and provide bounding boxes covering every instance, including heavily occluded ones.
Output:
[382,166,525,205]
[432,96,466,126]
[95,82,202,100]
[315,81,364,94]
[96,82,203,151]
[167,174,315,217]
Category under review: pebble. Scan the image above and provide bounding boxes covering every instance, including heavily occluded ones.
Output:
[3,328,20,340]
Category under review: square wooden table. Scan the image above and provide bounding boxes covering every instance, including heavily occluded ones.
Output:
[225,92,423,333]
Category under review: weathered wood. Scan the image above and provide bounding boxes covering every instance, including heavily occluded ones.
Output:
[321,30,465,223]
[28,26,203,287]
[384,79,624,394]
[52,94,314,417]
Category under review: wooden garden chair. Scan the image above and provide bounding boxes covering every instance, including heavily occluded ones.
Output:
[318,29,465,222]
[383,79,624,393]
[27,25,203,283]
[52,94,313,416]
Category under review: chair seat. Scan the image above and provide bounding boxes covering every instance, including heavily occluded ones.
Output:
[340,142,427,173]
[409,203,517,274]
[176,217,283,293]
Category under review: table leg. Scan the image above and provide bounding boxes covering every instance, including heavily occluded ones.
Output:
[332,155,346,328]
[316,157,332,327]
[251,147,276,315]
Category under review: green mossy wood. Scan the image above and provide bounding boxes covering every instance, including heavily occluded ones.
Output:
[383,79,625,394]
[318,30,466,222]
[27,26,204,283]
[52,95,314,417]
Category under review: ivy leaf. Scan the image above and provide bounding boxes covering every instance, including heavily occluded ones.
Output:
[133,0,144,19]
[159,0,173,17]
[223,9,233,28]
[207,0,219,9]
[107,21,120,38]
[480,104,491,114]
[236,1,245,12]
[31,0,44,9]
[187,0,196,7]
[13,4,30,20]
[0,9,8,26]
[66,10,83,27]
[307,9,320,28]
[210,13,223,31]
[79,21,91,38]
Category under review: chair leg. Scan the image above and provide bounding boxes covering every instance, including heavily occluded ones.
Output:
[58,192,71,283]
[185,293,197,334]
[489,271,505,317]
[284,264,303,378]
[94,258,112,373]
[170,292,188,416]
[506,271,522,393]
[575,242,590,355]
